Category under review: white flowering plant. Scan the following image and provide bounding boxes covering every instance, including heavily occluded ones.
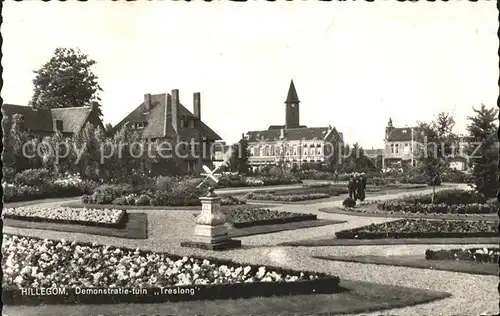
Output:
[425,247,499,263]
[3,207,125,225]
[2,234,322,289]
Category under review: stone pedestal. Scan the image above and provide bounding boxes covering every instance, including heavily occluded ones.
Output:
[181,196,241,251]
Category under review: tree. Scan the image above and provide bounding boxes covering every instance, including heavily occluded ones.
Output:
[228,138,250,175]
[30,48,103,119]
[415,112,457,203]
[9,114,32,172]
[466,104,498,198]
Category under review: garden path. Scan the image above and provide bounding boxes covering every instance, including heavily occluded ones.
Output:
[3,183,496,315]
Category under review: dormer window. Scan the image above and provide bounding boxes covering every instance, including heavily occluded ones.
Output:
[181,118,189,128]
[137,122,144,130]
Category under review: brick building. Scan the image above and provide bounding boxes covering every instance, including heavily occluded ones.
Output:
[2,103,103,138]
[244,80,343,169]
[111,89,222,173]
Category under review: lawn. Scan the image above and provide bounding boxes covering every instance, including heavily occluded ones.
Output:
[2,279,451,315]
[313,255,497,276]
[3,213,148,239]
[280,236,499,247]
[320,204,497,221]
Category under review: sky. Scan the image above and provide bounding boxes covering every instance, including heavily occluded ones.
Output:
[2,1,498,149]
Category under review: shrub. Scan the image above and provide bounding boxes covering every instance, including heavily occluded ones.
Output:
[425,247,499,263]
[377,201,496,214]
[112,197,128,205]
[2,167,16,183]
[441,169,473,184]
[85,184,136,204]
[296,170,335,181]
[3,184,43,202]
[220,196,246,205]
[400,189,486,205]
[342,197,356,208]
[155,176,175,191]
[125,194,138,205]
[81,194,93,204]
[245,192,329,202]
[135,194,151,206]
[14,168,51,186]
[244,177,265,186]
[149,190,200,207]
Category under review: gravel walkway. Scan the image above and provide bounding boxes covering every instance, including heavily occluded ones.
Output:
[3,183,498,315]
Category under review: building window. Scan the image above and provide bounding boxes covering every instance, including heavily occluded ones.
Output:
[395,144,399,154]
[250,147,254,156]
[405,143,409,147]
[270,145,275,156]
[189,120,194,128]
[390,144,395,154]
[293,146,297,156]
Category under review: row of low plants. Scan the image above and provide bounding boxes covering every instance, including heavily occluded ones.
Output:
[202,208,317,228]
[3,169,98,203]
[2,207,126,227]
[218,172,302,188]
[391,189,487,206]
[2,234,330,289]
[376,201,496,214]
[260,184,348,197]
[425,247,499,263]
[335,219,497,239]
[245,192,330,202]
[82,178,246,207]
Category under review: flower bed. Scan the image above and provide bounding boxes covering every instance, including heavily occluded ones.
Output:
[2,207,126,228]
[83,183,246,207]
[194,208,317,228]
[245,192,330,202]
[3,172,98,203]
[425,247,499,263]
[218,174,302,188]
[2,234,340,305]
[377,201,496,215]
[398,189,486,205]
[335,219,498,239]
[384,183,427,190]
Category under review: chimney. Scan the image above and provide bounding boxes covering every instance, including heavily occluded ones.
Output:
[171,89,180,133]
[193,92,201,120]
[164,94,171,137]
[144,93,151,112]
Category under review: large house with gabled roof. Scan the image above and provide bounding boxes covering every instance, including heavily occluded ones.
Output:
[1,103,103,138]
[244,80,344,169]
[111,89,222,173]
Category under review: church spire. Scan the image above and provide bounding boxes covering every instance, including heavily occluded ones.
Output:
[285,79,300,129]
[285,79,300,104]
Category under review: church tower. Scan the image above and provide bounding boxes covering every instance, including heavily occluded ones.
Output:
[285,80,300,129]
[385,117,394,140]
